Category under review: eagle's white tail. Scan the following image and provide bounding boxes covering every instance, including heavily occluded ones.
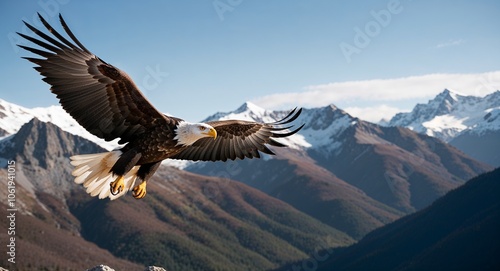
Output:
[70,151,139,200]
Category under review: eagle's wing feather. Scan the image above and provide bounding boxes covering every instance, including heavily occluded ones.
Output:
[18,13,174,143]
[172,108,304,162]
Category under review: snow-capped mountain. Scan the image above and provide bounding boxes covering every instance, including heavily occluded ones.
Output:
[298,105,357,155]
[3,94,498,169]
[204,102,357,154]
[204,102,277,123]
[0,99,37,136]
[0,99,119,150]
[1,98,493,226]
[388,89,500,142]
[189,100,492,217]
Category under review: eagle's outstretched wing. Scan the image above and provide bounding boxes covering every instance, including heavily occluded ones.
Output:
[18,13,175,144]
[172,108,304,161]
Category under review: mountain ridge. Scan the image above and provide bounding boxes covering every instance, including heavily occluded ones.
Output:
[0,97,494,241]
[3,89,499,164]
[187,102,492,238]
[0,96,495,270]
[0,98,119,150]
[276,167,500,271]
[387,89,500,166]
[0,117,354,270]
[388,89,500,141]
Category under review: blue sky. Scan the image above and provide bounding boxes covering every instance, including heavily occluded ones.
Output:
[1,0,499,122]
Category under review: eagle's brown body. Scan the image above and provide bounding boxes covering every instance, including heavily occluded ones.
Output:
[18,13,303,200]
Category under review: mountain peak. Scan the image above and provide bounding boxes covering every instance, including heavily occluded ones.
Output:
[235,101,266,114]
[439,88,455,98]
[435,88,465,103]
[0,99,34,136]
[328,103,350,115]
[484,89,500,101]
[0,99,119,150]
[326,103,341,111]
[428,89,459,116]
[308,104,354,123]
[0,117,104,199]
[202,101,281,126]
[389,88,500,143]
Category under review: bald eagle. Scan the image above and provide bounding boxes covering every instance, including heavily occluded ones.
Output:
[18,14,303,200]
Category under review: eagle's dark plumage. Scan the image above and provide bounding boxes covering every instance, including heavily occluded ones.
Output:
[18,13,303,200]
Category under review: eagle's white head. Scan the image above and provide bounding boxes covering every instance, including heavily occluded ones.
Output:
[174,122,217,146]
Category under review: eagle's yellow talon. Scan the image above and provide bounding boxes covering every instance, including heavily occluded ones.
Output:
[132,181,147,199]
[110,176,125,195]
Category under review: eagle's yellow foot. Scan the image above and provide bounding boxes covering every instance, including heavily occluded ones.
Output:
[132,181,147,199]
[110,176,125,195]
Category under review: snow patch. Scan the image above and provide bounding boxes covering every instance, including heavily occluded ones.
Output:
[389,90,500,141]
[0,99,120,150]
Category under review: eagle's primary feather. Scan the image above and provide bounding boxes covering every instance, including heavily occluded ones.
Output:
[18,13,303,200]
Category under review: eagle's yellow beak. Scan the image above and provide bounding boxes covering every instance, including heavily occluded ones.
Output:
[206,127,217,139]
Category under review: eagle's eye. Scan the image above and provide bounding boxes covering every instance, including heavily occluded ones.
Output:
[199,126,206,131]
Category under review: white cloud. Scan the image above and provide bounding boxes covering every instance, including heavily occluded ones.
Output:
[436,39,465,49]
[344,105,407,123]
[251,71,500,110]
